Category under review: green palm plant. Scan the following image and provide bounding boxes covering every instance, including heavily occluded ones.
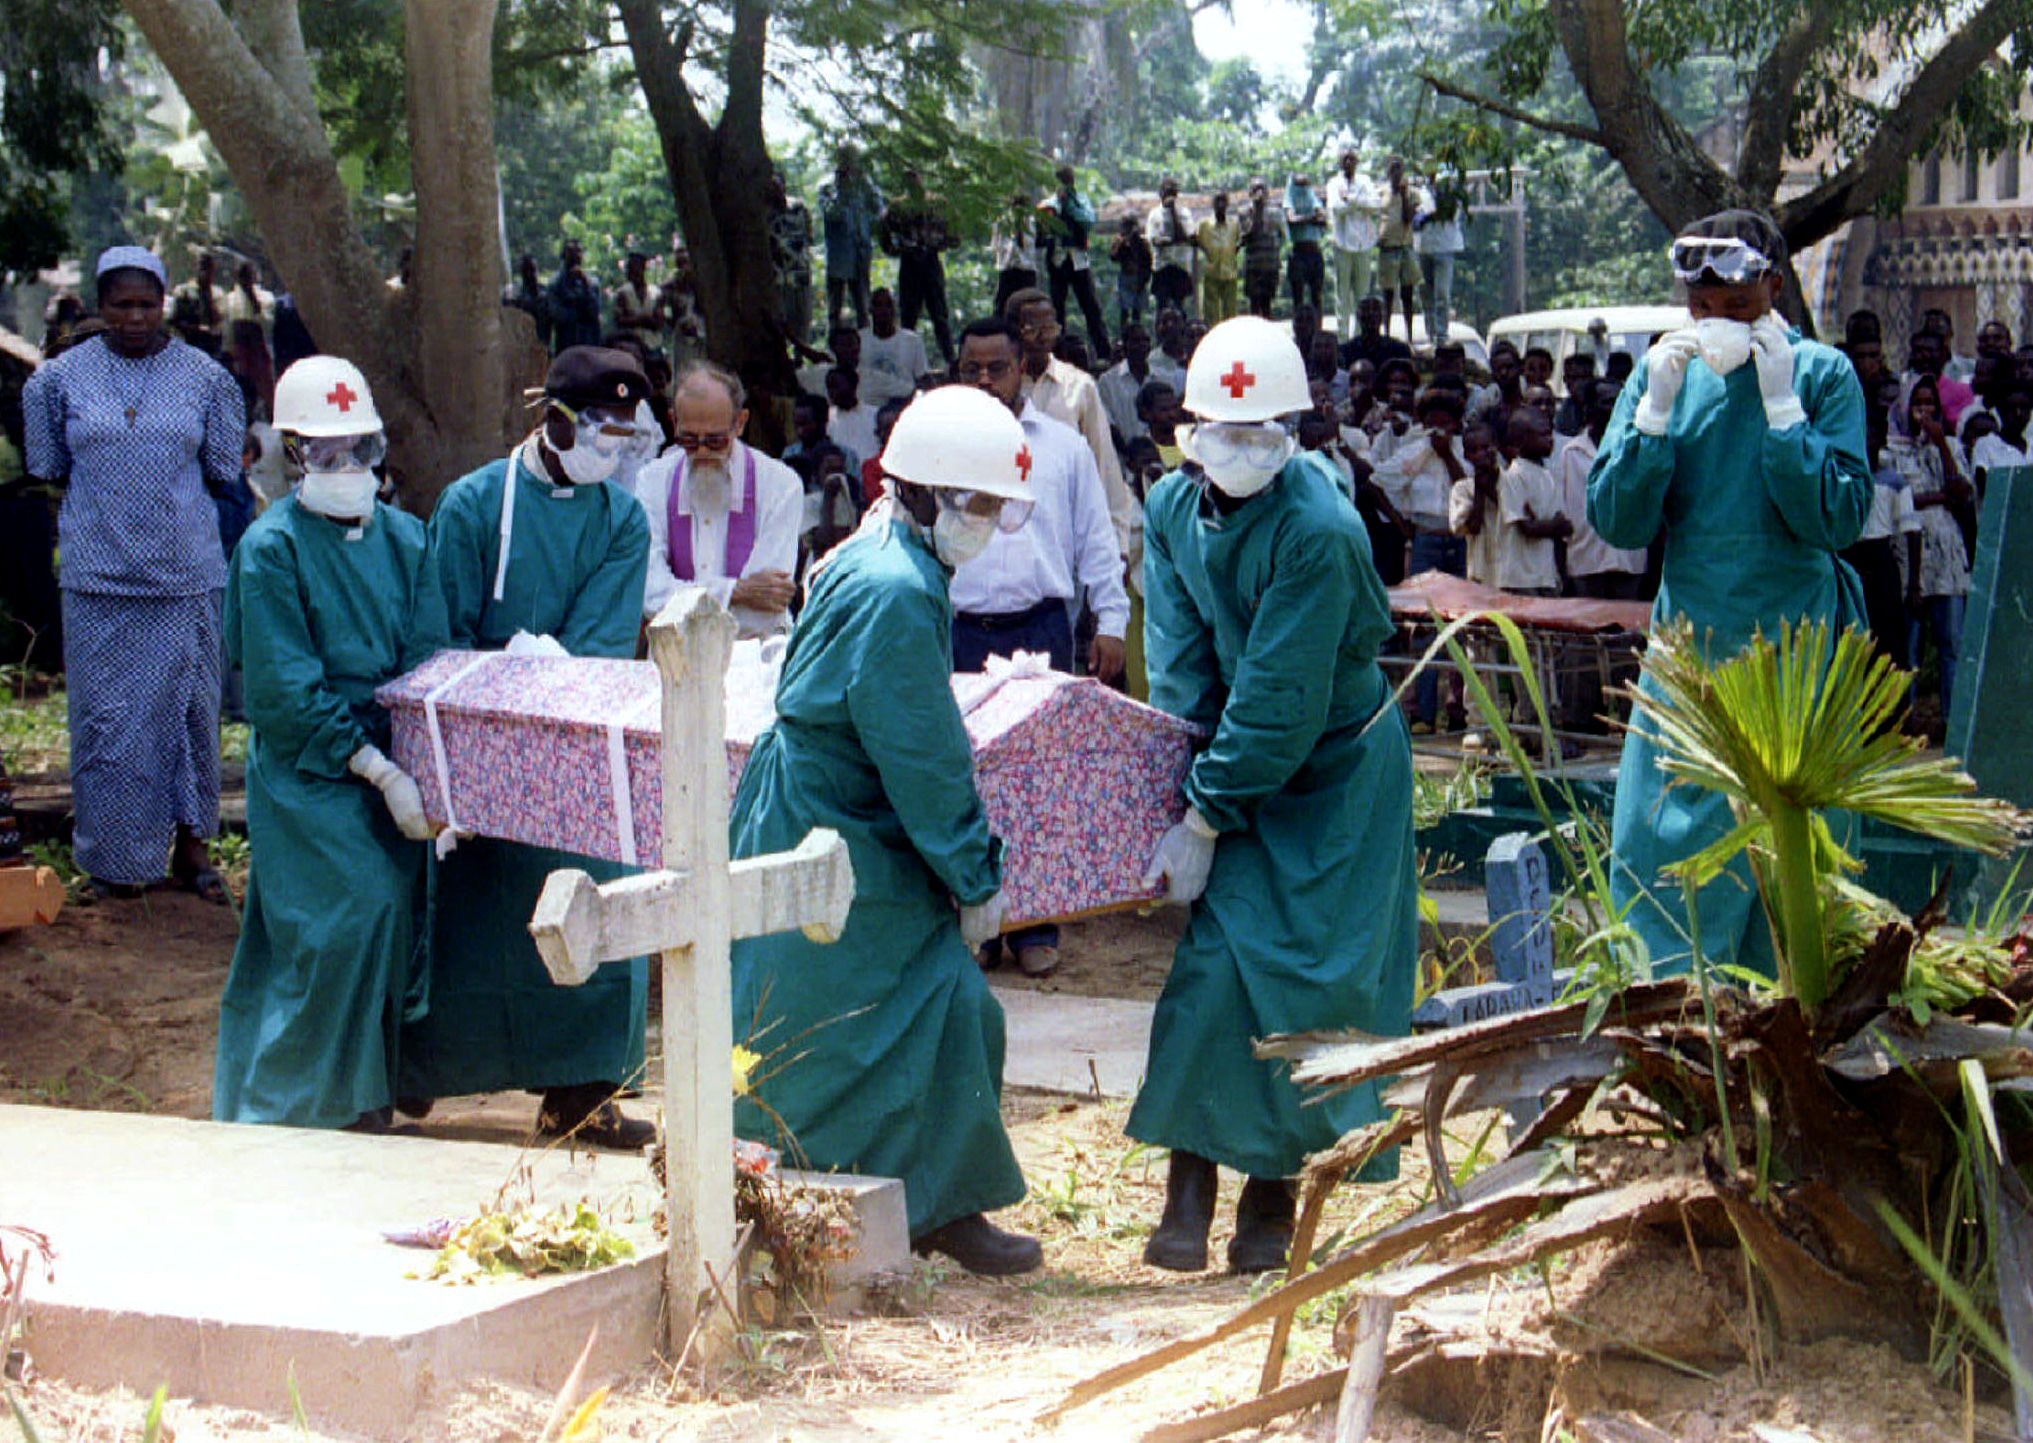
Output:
[1628,619,2030,1015]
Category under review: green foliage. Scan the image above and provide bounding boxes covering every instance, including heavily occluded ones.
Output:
[1630,620,2031,1013]
[1,0,126,274]
[560,107,683,277]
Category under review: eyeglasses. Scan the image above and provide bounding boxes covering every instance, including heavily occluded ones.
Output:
[287,432,387,471]
[1186,422,1290,470]
[939,487,1034,534]
[1668,236,1773,286]
[675,429,737,452]
[954,359,1016,382]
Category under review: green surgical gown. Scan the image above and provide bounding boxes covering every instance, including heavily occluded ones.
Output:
[399,452,653,1100]
[1129,453,1418,1180]
[1589,326,1870,974]
[729,519,1024,1237]
[214,496,450,1128]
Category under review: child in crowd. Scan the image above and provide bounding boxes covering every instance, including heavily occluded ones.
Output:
[823,366,880,462]
[1297,412,1353,500]
[784,391,859,477]
[1136,380,1186,470]
[1842,403,1919,669]
[1493,408,1569,597]
[859,397,907,506]
[1447,422,1502,588]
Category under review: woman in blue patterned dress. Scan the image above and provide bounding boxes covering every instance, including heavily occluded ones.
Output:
[21,247,246,901]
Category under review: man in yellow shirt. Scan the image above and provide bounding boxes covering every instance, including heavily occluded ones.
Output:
[1195,193,1241,327]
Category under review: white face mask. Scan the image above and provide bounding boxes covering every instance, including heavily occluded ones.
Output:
[296,469,378,520]
[547,425,624,486]
[933,508,998,568]
[1181,422,1294,499]
[1693,317,1753,377]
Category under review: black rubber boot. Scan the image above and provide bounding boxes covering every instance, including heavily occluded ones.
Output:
[1227,1176,1297,1274]
[911,1213,1044,1275]
[1142,1150,1218,1272]
[538,1081,656,1150]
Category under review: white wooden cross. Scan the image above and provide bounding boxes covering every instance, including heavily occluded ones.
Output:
[527,586,854,1357]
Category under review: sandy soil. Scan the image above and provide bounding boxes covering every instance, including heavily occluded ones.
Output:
[0,887,2003,1443]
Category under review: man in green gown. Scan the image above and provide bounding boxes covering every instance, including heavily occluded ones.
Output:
[730,385,1045,1275]
[215,358,448,1131]
[399,347,655,1148]
[1589,210,1869,974]
[1133,315,1419,1274]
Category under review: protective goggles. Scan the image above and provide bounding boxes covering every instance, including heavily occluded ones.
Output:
[551,400,641,437]
[938,487,1034,535]
[1668,236,1774,286]
[284,431,387,472]
[1187,421,1290,470]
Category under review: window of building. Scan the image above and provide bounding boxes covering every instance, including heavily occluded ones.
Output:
[1922,154,1942,206]
[2001,146,2022,201]
[1964,152,1983,202]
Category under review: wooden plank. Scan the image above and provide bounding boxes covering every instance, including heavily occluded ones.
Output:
[1330,1298,1396,1443]
[0,866,64,929]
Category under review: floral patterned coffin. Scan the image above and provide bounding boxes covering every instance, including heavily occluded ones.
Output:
[378,651,1201,927]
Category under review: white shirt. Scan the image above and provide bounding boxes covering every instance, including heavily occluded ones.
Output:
[992,216,1036,272]
[1497,457,1563,592]
[1145,202,1198,271]
[829,402,881,466]
[1554,433,1645,577]
[1324,169,1382,252]
[1021,356,1138,557]
[637,441,804,637]
[949,405,1131,639]
[1098,359,1161,443]
[1447,477,1502,587]
[1970,430,2033,478]
[857,326,929,406]
[1371,430,1457,527]
[1859,465,1920,543]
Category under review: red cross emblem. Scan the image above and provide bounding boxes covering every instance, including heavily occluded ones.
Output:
[1014,445,1034,483]
[1220,361,1257,399]
[327,381,359,413]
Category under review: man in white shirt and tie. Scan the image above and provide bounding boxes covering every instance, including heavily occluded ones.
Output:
[637,363,804,639]
[949,316,1130,978]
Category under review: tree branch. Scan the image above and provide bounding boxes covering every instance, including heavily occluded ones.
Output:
[1737,2,1844,200]
[1419,70,1605,146]
[1548,0,1738,229]
[615,0,709,148]
[1776,0,2025,248]
[231,0,319,121]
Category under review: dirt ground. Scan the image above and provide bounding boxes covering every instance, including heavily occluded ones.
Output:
[1,887,2004,1442]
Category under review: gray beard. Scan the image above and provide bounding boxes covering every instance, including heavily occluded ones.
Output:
[688,459,732,511]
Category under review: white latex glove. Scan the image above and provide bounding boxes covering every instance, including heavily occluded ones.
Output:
[959,890,1007,948]
[1750,314,1807,431]
[350,744,435,841]
[1141,806,1219,905]
[504,630,569,658]
[1632,332,1698,437]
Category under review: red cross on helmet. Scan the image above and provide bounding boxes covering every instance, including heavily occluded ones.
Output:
[1183,316,1310,423]
[274,356,384,438]
[879,386,1033,503]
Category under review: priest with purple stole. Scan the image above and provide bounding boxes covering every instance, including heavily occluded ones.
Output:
[639,362,805,638]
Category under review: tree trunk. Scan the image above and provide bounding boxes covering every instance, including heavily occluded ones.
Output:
[403,0,508,493]
[618,0,795,448]
[121,0,510,511]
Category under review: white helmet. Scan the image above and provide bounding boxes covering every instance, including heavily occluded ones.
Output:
[274,356,383,437]
[879,385,1033,503]
[1182,316,1310,423]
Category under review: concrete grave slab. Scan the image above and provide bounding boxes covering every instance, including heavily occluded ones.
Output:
[0,1104,904,1440]
[992,986,1151,1099]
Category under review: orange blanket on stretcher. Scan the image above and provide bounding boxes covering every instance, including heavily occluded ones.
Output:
[1387,571,1654,636]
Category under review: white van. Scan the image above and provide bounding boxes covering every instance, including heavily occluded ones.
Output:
[1323,314,1487,367]
[1485,305,1689,392]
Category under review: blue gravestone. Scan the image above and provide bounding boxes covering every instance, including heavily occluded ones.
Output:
[1414,833,1555,1029]
[1948,465,2033,918]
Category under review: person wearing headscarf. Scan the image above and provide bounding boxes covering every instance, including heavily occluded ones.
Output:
[21,246,246,901]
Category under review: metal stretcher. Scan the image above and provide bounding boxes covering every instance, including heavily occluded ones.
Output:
[1380,571,1654,754]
